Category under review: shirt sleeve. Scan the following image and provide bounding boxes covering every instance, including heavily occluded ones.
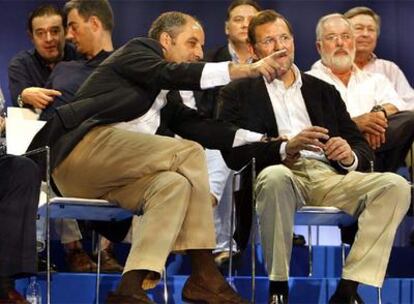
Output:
[374,74,406,111]
[200,62,231,89]
[338,151,359,172]
[232,129,263,147]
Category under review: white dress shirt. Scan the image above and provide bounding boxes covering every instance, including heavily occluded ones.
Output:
[115,62,262,147]
[307,60,406,117]
[265,65,357,171]
[362,54,414,110]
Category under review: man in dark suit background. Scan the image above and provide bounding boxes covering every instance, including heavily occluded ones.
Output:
[0,152,40,303]
[218,10,411,304]
[28,10,286,303]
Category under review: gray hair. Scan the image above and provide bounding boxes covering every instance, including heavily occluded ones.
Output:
[315,13,352,41]
[148,11,201,40]
[344,6,381,36]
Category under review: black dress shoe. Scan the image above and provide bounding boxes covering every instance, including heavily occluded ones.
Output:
[328,292,364,304]
[37,257,57,273]
[106,291,155,304]
[292,233,306,246]
[269,294,288,304]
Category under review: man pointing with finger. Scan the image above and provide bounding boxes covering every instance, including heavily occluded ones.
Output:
[8,4,79,110]
[218,10,410,303]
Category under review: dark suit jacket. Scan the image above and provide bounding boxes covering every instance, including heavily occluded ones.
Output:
[218,72,373,250]
[219,72,373,174]
[28,37,236,174]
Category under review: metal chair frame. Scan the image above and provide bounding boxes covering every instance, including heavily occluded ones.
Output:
[7,108,169,304]
[230,158,382,304]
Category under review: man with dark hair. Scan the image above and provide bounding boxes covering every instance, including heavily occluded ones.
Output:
[28,10,285,304]
[38,0,123,273]
[0,154,40,303]
[8,4,79,110]
[344,6,414,110]
[218,9,410,303]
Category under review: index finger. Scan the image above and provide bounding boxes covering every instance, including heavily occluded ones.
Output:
[41,88,62,96]
[269,49,287,59]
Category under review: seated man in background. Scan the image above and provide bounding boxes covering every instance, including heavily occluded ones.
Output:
[8,4,79,110]
[39,0,123,273]
[0,141,41,302]
[344,6,414,110]
[308,13,414,172]
[28,10,285,304]
[204,0,262,267]
[8,3,92,273]
[218,10,410,303]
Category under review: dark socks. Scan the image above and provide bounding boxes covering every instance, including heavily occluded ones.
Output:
[0,276,13,298]
[116,270,149,295]
[269,280,289,297]
[334,279,359,299]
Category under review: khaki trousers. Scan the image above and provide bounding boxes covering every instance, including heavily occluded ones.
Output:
[255,158,410,287]
[53,126,216,287]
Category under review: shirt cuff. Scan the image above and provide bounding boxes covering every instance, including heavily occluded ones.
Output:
[200,62,231,89]
[279,141,288,161]
[338,151,358,171]
[232,129,263,147]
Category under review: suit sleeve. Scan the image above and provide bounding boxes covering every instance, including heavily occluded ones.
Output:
[218,81,285,171]
[8,56,32,106]
[329,86,374,172]
[164,92,238,150]
[111,39,205,92]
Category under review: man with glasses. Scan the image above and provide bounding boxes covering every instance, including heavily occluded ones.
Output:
[218,10,410,303]
[8,4,79,110]
[308,13,414,173]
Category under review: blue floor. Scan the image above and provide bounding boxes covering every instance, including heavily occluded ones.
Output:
[17,245,414,303]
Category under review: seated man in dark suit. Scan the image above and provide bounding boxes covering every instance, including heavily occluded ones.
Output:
[28,10,286,304]
[218,10,410,304]
[0,149,41,303]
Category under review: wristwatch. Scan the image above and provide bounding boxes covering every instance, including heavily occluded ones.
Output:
[371,104,387,118]
[17,94,24,108]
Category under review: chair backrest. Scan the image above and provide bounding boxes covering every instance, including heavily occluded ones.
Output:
[5,107,45,155]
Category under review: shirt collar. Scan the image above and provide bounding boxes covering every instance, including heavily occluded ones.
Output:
[269,64,302,90]
[86,50,112,67]
[227,42,253,64]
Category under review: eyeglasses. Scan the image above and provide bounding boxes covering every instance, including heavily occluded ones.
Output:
[33,27,62,40]
[256,34,292,47]
[322,33,353,42]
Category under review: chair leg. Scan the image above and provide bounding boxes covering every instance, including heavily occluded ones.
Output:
[308,225,313,277]
[341,242,346,267]
[377,287,382,304]
[95,234,102,304]
[228,177,236,284]
[163,267,168,303]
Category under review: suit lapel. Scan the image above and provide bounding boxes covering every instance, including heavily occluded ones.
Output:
[300,73,324,127]
[252,78,279,136]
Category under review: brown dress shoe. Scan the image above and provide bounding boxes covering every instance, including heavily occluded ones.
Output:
[66,248,97,272]
[106,290,155,304]
[98,248,124,273]
[182,277,250,304]
[0,289,29,304]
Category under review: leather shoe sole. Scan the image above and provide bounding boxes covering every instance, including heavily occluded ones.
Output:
[106,291,155,304]
[182,277,249,304]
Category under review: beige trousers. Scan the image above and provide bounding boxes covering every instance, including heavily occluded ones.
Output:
[53,126,216,287]
[255,158,410,287]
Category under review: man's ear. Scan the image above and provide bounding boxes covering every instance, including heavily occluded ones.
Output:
[89,16,101,32]
[159,32,172,50]
[316,40,322,55]
[247,42,258,60]
[224,21,229,36]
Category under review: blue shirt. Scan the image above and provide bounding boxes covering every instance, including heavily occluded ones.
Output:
[40,51,112,121]
[8,43,79,106]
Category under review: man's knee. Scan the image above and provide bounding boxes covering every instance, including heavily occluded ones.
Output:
[378,173,411,211]
[256,165,294,192]
[9,156,40,186]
